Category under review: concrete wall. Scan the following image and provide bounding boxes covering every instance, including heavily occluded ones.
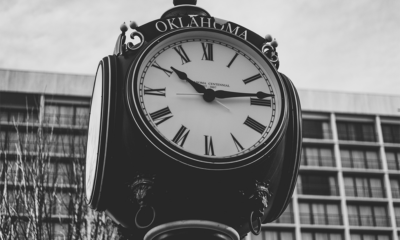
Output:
[0,68,94,97]
[298,89,400,117]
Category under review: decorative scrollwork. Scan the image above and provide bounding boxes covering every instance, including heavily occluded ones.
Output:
[127,31,145,51]
[261,34,279,69]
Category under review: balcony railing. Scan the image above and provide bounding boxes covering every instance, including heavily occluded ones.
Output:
[348,215,390,227]
[345,186,385,198]
[299,213,342,225]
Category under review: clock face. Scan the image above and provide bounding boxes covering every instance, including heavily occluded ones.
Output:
[86,63,103,201]
[128,29,287,169]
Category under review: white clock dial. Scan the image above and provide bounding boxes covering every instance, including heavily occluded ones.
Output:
[86,64,103,201]
[128,29,286,168]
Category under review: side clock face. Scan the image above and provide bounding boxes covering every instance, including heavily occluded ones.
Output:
[86,63,103,202]
[85,56,117,209]
[128,28,287,169]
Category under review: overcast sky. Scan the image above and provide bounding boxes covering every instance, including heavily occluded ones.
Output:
[0,0,399,95]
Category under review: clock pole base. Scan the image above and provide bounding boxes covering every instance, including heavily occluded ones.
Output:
[144,220,240,240]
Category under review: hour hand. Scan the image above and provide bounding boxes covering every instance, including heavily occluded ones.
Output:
[214,90,274,99]
[171,67,206,93]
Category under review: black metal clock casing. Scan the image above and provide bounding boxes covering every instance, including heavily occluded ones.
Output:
[85,3,302,239]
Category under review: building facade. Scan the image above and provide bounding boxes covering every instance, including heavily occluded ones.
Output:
[258,90,400,240]
[1,68,399,240]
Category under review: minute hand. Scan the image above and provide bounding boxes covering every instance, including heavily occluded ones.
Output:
[214,90,274,99]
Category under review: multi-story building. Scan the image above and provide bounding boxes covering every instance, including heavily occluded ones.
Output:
[0,69,94,239]
[1,68,399,240]
[258,90,400,240]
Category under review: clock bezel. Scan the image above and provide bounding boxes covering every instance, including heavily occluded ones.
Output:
[126,28,288,170]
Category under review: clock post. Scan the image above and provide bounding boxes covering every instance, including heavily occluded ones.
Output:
[85,1,302,240]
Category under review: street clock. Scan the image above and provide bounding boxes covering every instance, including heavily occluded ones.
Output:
[85,1,302,239]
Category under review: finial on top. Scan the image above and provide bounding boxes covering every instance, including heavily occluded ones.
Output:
[130,21,138,30]
[264,34,273,43]
[173,0,197,6]
[120,23,128,33]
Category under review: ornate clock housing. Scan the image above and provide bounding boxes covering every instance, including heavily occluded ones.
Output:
[127,28,288,170]
[86,3,302,238]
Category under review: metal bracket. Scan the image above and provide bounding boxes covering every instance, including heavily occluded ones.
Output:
[129,174,156,229]
[241,180,272,235]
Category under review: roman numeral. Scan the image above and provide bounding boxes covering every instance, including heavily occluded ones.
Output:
[172,125,190,147]
[204,135,215,156]
[231,133,244,152]
[201,43,213,61]
[149,107,173,126]
[243,73,262,84]
[152,61,173,77]
[227,53,238,68]
[244,116,266,134]
[173,45,191,64]
[144,86,166,97]
[250,98,271,107]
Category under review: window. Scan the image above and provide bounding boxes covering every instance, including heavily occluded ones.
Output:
[44,104,89,127]
[394,205,400,227]
[350,233,391,240]
[302,231,343,240]
[347,204,389,227]
[56,162,73,185]
[54,192,72,215]
[14,220,28,239]
[297,173,338,196]
[0,130,20,153]
[301,146,335,167]
[253,230,295,240]
[381,124,400,144]
[2,189,27,214]
[272,202,294,224]
[340,148,380,169]
[344,176,385,198]
[386,150,400,170]
[44,133,87,155]
[337,121,376,142]
[0,93,40,124]
[303,119,332,139]
[0,130,5,151]
[1,160,21,182]
[0,107,39,124]
[0,130,38,153]
[44,191,73,215]
[53,223,69,240]
[45,104,73,126]
[390,178,400,199]
[299,202,341,225]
